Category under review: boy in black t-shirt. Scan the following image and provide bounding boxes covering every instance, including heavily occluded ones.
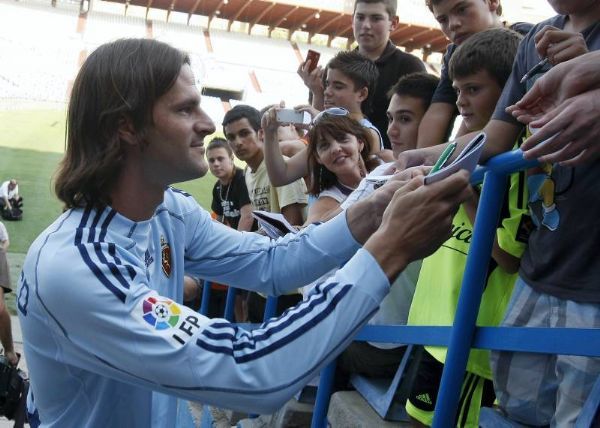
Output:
[298,0,425,150]
[184,138,255,320]
[416,0,532,148]
[207,138,254,232]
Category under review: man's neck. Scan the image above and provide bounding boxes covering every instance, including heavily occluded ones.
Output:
[246,152,264,173]
[337,169,363,190]
[110,164,164,221]
[358,42,388,61]
[218,170,234,186]
[565,4,600,33]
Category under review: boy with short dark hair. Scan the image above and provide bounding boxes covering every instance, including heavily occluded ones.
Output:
[405,27,525,427]
[416,0,526,148]
[323,50,383,151]
[326,51,378,115]
[299,0,425,149]
[352,0,426,149]
[386,72,439,157]
[334,72,439,388]
[264,50,393,187]
[397,1,600,423]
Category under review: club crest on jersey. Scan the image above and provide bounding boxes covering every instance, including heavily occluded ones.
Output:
[160,235,172,277]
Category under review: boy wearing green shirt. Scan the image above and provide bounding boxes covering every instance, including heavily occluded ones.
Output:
[405,28,527,427]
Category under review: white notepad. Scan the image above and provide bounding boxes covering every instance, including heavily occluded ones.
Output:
[424,132,486,185]
[251,210,297,239]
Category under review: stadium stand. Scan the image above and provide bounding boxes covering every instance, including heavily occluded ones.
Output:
[210,28,300,72]
[1,0,447,112]
[0,0,80,103]
[197,95,226,128]
[251,68,308,107]
[151,19,208,56]
[83,10,146,47]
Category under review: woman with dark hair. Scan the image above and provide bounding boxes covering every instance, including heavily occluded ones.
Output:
[304,108,380,223]
[302,108,419,391]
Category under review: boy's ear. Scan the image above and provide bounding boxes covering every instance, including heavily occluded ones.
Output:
[357,86,369,103]
[117,116,138,146]
[257,128,265,143]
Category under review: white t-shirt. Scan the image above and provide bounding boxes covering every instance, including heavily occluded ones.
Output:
[0,181,18,200]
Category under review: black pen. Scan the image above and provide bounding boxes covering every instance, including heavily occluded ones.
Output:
[520,57,549,83]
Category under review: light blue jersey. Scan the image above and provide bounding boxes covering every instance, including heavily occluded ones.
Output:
[18,187,389,427]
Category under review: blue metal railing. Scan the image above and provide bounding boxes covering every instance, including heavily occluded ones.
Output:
[311,149,600,427]
[434,149,539,424]
[193,149,600,427]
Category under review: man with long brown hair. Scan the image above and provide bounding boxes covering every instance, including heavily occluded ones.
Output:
[17,38,469,426]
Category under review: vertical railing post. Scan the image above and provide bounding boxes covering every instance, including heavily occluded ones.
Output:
[432,150,538,425]
[432,171,506,426]
[199,281,212,316]
[311,361,337,428]
[264,295,278,320]
[223,286,237,321]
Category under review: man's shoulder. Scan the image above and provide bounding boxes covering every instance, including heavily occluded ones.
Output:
[508,21,534,36]
[383,43,421,62]
[379,43,425,75]
[24,210,84,272]
[233,167,246,181]
[164,187,203,218]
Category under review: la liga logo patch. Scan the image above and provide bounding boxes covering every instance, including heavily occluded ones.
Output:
[138,294,205,347]
[142,296,181,330]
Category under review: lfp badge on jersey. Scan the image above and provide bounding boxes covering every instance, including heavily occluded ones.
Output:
[142,296,181,330]
[138,295,205,346]
[160,235,172,277]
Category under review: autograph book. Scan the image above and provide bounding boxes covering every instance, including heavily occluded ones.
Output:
[252,211,297,239]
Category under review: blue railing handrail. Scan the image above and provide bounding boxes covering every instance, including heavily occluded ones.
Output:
[197,149,598,427]
[470,148,539,183]
[353,325,600,357]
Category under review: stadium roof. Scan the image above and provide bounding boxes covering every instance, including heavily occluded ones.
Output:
[107,0,449,53]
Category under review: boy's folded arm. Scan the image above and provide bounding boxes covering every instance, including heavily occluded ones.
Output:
[479,119,523,161]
